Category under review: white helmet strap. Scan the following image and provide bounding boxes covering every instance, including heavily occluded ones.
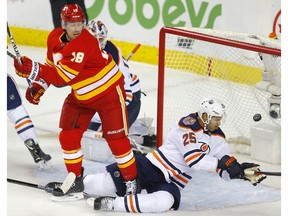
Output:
[199,113,212,131]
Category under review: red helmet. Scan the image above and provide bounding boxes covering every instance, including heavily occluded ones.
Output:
[60,4,85,22]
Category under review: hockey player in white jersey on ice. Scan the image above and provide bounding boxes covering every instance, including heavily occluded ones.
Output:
[7,74,51,167]
[83,98,267,213]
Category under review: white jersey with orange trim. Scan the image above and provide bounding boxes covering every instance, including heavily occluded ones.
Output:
[146,112,230,190]
[129,70,141,94]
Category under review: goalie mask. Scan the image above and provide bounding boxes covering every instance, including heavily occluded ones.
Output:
[86,19,108,49]
[198,98,226,131]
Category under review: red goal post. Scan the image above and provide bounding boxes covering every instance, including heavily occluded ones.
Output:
[157,26,281,148]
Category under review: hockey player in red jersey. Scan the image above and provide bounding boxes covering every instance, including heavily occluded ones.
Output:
[84,19,157,147]
[13,4,140,201]
[80,98,267,213]
[86,19,142,131]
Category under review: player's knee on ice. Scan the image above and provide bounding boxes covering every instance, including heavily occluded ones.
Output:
[83,172,116,196]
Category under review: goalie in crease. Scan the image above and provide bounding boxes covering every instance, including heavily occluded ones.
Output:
[81,97,267,213]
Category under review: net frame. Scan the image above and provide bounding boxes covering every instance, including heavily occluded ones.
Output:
[157,26,281,147]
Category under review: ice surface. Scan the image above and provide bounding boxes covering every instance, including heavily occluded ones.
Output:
[6,45,283,216]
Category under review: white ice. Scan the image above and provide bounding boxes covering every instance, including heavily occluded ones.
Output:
[6,45,282,216]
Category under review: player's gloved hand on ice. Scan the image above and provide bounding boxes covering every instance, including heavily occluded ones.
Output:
[241,162,267,186]
[218,155,244,179]
[14,56,42,81]
[45,181,62,193]
[26,79,49,105]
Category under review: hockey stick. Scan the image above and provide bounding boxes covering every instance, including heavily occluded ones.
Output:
[7,23,22,64]
[59,172,76,194]
[83,131,146,154]
[7,178,55,193]
[244,170,281,176]
[7,22,35,95]
[126,43,141,61]
[7,50,15,59]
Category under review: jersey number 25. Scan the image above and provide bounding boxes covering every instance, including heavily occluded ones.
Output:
[182,132,196,146]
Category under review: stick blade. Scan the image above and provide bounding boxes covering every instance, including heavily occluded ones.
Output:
[60,172,76,194]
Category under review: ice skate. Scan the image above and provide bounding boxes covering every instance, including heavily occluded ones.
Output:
[24,138,52,163]
[87,196,115,211]
[51,170,84,201]
[125,178,141,195]
[44,181,62,193]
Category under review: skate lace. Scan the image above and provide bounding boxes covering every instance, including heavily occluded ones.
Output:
[125,179,137,195]
[101,197,114,210]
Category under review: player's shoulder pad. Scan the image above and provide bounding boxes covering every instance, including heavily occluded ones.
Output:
[104,41,120,64]
[105,40,118,51]
[47,27,67,47]
[178,113,201,131]
[48,27,64,39]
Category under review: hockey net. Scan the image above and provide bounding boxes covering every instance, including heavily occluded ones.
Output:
[157,26,281,149]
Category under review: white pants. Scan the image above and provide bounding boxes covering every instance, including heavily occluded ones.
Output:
[84,172,174,213]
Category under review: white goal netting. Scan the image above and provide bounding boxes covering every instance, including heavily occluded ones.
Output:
[157,27,281,147]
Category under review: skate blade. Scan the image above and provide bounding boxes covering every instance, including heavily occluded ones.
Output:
[51,192,84,202]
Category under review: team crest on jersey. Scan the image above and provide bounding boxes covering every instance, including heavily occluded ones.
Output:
[9,94,15,100]
[183,117,196,125]
[114,171,121,178]
[200,143,210,153]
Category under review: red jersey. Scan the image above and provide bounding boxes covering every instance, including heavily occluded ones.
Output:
[40,29,124,104]
[46,27,68,66]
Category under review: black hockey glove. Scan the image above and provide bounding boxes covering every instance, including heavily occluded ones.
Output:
[241,162,267,186]
[218,155,244,179]
[45,181,62,193]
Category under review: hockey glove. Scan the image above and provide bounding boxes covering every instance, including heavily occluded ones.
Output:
[26,79,49,105]
[218,155,244,179]
[45,181,62,193]
[241,162,267,186]
[14,56,42,81]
